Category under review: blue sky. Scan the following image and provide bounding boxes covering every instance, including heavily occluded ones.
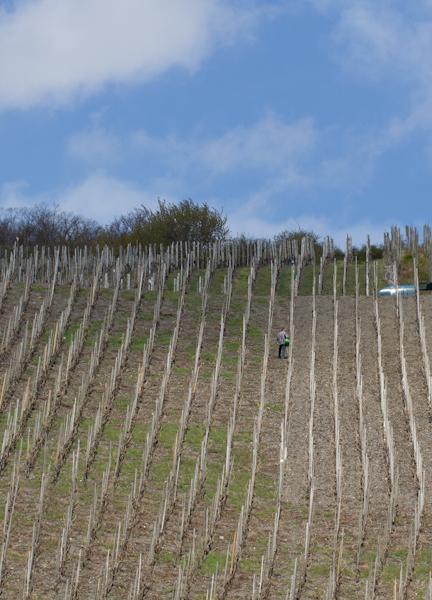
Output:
[0,0,431,245]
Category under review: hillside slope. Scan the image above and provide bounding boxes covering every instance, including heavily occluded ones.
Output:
[0,263,431,599]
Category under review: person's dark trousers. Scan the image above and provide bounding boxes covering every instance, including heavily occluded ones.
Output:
[278,344,286,358]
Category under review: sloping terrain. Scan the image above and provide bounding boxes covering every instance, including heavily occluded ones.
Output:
[0,257,431,599]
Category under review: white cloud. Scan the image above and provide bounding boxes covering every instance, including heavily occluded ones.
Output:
[302,0,432,178]
[0,173,164,223]
[60,116,328,233]
[317,1,432,105]
[74,114,318,178]
[0,181,33,209]
[66,128,120,164]
[332,4,431,84]
[57,174,160,223]
[0,0,263,109]
[304,2,429,86]
[227,209,392,247]
[196,115,317,174]
[69,104,418,225]
[66,114,387,214]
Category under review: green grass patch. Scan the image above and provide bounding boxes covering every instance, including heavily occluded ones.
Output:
[200,368,213,380]
[239,555,263,574]
[209,268,227,295]
[413,547,432,579]
[121,446,145,475]
[45,507,66,522]
[164,289,180,302]
[178,457,197,492]
[309,562,331,577]
[156,331,172,346]
[200,551,227,575]
[104,422,121,442]
[267,401,283,414]
[236,430,252,443]
[188,269,205,292]
[159,422,178,449]
[382,560,405,582]
[186,345,198,360]
[220,370,235,381]
[248,325,263,339]
[130,335,148,351]
[357,259,367,294]
[277,266,293,298]
[152,459,172,485]
[57,284,74,295]
[201,350,216,363]
[131,422,148,444]
[144,290,157,302]
[204,462,223,499]
[253,266,272,296]
[294,258,386,296]
[63,323,80,345]
[232,267,250,296]
[224,341,240,353]
[360,549,377,565]
[389,548,408,561]
[322,261,341,295]
[100,288,114,299]
[84,319,104,346]
[373,259,386,291]
[120,290,137,301]
[158,551,177,566]
[87,319,103,334]
[172,365,190,376]
[227,469,250,510]
[209,427,228,453]
[185,292,203,307]
[255,473,276,501]
[298,263,319,296]
[185,424,206,450]
[344,261,358,295]
[226,315,243,331]
[255,505,278,521]
[223,349,239,366]
[108,333,124,349]
[229,300,244,314]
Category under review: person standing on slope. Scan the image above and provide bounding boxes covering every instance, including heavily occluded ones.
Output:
[277,327,289,359]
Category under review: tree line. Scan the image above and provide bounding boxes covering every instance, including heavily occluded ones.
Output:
[0,200,383,258]
[0,200,228,248]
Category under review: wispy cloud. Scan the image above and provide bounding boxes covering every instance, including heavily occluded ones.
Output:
[227,208,394,247]
[332,3,430,83]
[0,0,268,109]
[0,181,33,210]
[66,129,120,164]
[57,173,161,223]
[300,0,432,190]
[310,1,432,132]
[0,173,162,223]
[69,114,318,178]
[191,115,317,174]
[62,112,393,233]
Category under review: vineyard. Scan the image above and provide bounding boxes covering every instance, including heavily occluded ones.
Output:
[0,230,432,599]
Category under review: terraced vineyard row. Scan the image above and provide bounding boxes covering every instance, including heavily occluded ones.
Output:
[0,233,432,598]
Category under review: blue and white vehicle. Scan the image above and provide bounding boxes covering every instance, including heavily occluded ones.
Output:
[378,284,416,297]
